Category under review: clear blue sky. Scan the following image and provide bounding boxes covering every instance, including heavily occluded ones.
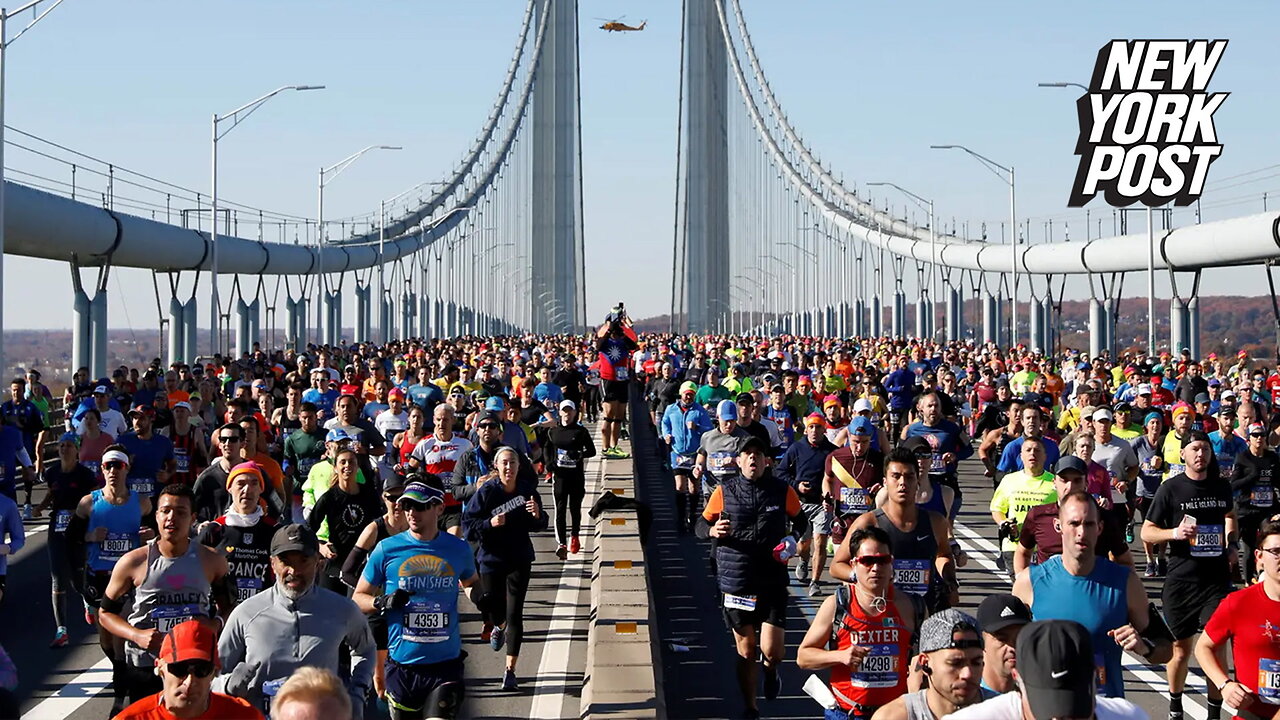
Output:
[5,0,1277,329]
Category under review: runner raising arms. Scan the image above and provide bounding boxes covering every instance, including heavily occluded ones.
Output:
[595,307,639,459]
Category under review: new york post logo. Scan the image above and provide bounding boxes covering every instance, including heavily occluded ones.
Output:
[1068,40,1228,208]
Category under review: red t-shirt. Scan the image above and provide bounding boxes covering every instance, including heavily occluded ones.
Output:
[113,692,264,720]
[1203,582,1280,716]
[1268,375,1280,408]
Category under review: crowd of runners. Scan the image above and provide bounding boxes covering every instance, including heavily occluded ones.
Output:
[0,304,1276,719]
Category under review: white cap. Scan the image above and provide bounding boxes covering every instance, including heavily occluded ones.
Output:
[559,399,577,412]
[853,398,873,414]
[1136,384,1153,395]
[1222,389,1236,399]
[173,401,192,411]
[1092,407,1114,422]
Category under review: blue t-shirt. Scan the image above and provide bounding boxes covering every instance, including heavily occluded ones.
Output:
[301,388,339,418]
[532,382,564,407]
[115,432,175,497]
[362,530,477,666]
[997,435,1061,473]
[1209,430,1248,479]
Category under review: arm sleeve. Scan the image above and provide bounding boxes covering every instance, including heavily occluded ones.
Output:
[344,604,376,718]
[306,492,329,533]
[460,487,490,542]
[1229,453,1258,492]
[581,428,597,459]
[211,610,247,694]
[342,545,370,589]
[701,487,724,523]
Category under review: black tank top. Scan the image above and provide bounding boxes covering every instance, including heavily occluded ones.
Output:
[873,507,945,609]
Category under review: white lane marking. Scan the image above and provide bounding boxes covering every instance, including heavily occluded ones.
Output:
[529,427,601,719]
[952,519,1210,718]
[22,657,111,720]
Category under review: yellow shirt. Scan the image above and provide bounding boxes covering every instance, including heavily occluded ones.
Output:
[990,469,1057,551]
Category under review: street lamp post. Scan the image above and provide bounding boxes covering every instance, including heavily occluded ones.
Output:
[0,0,66,376]
[212,84,323,356]
[930,145,1017,346]
[317,144,402,344]
[868,182,936,336]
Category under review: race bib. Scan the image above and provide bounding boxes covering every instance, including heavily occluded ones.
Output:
[100,532,135,562]
[174,450,190,474]
[151,604,203,634]
[556,448,578,469]
[723,593,757,612]
[128,477,155,497]
[403,599,451,643]
[54,510,72,534]
[709,451,736,474]
[234,577,263,604]
[82,460,100,476]
[1253,485,1275,508]
[929,453,946,472]
[892,558,931,596]
[1167,463,1187,477]
[850,644,900,688]
[1218,457,1235,478]
[615,367,630,381]
[839,486,870,514]
[1259,658,1280,705]
[1191,524,1225,558]
[673,454,695,470]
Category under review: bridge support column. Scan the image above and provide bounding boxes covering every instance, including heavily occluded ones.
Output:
[183,298,199,358]
[90,291,108,379]
[1170,297,1190,355]
[1029,298,1044,353]
[914,297,926,339]
[72,289,92,374]
[1042,296,1054,354]
[947,287,961,343]
[982,291,997,344]
[235,299,251,358]
[168,298,185,365]
[871,296,883,338]
[854,299,866,338]
[355,285,371,344]
[892,292,906,338]
[1089,298,1105,359]
[248,298,261,351]
[323,291,341,347]
[1188,294,1200,358]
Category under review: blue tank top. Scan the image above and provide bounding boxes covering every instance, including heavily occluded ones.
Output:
[1030,555,1129,698]
[87,489,143,573]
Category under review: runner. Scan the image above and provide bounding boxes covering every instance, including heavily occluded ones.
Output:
[1196,516,1280,720]
[269,667,354,720]
[661,381,713,534]
[216,523,375,717]
[161,400,209,487]
[1013,490,1172,698]
[98,483,230,708]
[1014,456,1132,573]
[990,437,1058,577]
[1230,422,1279,582]
[197,462,278,609]
[1141,429,1237,720]
[308,441,381,596]
[113,619,263,720]
[355,480,476,719]
[824,417,884,548]
[595,307,639,459]
[1131,411,1167,576]
[797,526,916,720]
[776,412,837,596]
[699,435,808,719]
[409,403,473,536]
[1090,407,1140,543]
[833,446,957,612]
[975,594,1031,695]
[693,400,750,517]
[283,403,328,522]
[870,609,990,720]
[461,446,548,690]
[544,399,596,559]
[193,423,246,523]
[36,432,96,648]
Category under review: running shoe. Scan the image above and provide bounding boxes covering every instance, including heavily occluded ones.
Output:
[569,535,581,554]
[613,447,631,459]
[763,664,780,701]
[794,559,809,583]
[50,627,68,649]
[490,625,506,652]
[807,581,821,597]
[1143,562,1156,579]
[480,622,494,643]
[1125,524,1135,544]
[556,544,568,560]
[22,504,32,521]
[502,669,518,691]
[84,605,96,627]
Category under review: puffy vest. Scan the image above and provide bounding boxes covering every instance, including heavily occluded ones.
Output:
[714,472,790,595]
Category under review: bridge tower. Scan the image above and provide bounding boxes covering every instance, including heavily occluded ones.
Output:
[531,0,586,334]
[677,0,730,333]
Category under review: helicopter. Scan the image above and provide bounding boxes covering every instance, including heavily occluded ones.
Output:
[597,16,646,32]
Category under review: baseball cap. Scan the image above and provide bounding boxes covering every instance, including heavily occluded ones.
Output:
[172,401,192,412]
[1079,405,1098,419]
[128,404,155,417]
[734,435,769,456]
[1248,423,1267,437]
[1193,392,1211,404]
[1052,455,1088,478]
[977,594,1032,633]
[1181,429,1212,448]
[57,432,80,446]
[476,410,503,425]
[1208,378,1221,387]
[1113,401,1132,413]
[339,384,360,397]
[852,398,873,414]
[325,427,350,443]
[716,400,739,421]
[735,392,755,405]
[769,383,784,393]
[1222,389,1237,400]
[159,619,218,664]
[559,399,576,412]
[1091,407,1113,422]
[93,385,108,395]
[918,609,982,653]
[383,472,408,494]
[679,381,697,395]
[399,481,445,507]
[1016,620,1096,719]
[898,436,931,456]
[484,396,506,412]
[271,523,319,557]
[849,416,873,436]
[1136,384,1153,395]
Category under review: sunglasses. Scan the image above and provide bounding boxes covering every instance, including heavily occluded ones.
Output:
[477,423,500,430]
[218,436,242,443]
[384,493,403,503]
[397,498,441,512]
[103,461,127,471]
[855,554,892,567]
[167,660,215,679]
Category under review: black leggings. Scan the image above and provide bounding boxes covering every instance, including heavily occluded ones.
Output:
[553,474,586,545]
[480,564,532,656]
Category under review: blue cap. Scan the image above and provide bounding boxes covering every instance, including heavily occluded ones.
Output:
[484,396,505,412]
[849,416,874,436]
[325,427,350,442]
[399,481,445,507]
[57,432,80,446]
[716,399,738,421]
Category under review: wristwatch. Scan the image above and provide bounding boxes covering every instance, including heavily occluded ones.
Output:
[1215,677,1231,692]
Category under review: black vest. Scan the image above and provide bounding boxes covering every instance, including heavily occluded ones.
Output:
[715,471,790,595]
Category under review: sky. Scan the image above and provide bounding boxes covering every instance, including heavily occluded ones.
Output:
[4,0,1278,331]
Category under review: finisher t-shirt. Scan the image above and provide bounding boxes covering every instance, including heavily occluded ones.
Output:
[1146,472,1233,585]
[362,531,477,665]
[1203,583,1280,713]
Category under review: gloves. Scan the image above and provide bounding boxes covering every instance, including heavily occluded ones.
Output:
[226,661,262,697]
[373,588,411,614]
[773,536,798,563]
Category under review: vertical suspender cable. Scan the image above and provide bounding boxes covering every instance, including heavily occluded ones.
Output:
[670,0,689,334]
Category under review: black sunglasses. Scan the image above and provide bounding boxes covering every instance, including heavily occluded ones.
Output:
[398,498,441,512]
[167,660,215,679]
[477,423,500,430]
[218,435,242,443]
